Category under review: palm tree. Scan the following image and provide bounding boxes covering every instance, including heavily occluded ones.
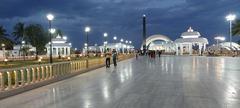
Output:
[12,22,27,58]
[12,22,25,43]
[0,26,14,50]
[233,19,240,36]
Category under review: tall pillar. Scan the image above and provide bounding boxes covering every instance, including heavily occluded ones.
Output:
[142,14,147,55]
[199,44,202,55]
[180,44,183,55]
[68,47,70,55]
[176,44,179,55]
[55,47,58,57]
[189,43,193,55]
[63,47,66,56]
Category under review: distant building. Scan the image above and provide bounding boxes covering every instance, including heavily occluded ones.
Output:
[175,27,208,55]
[84,43,134,54]
[11,44,36,57]
[45,35,72,57]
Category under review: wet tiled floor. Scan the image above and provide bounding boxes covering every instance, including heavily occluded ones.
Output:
[0,56,240,108]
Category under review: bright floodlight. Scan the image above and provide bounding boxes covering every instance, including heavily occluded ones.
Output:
[125,40,128,44]
[143,14,146,17]
[84,43,88,46]
[21,41,25,44]
[49,28,56,34]
[103,32,108,37]
[214,36,225,41]
[46,13,54,21]
[226,14,236,21]
[85,26,91,32]
[113,36,117,40]
[129,41,132,44]
[1,43,5,47]
[120,38,124,42]
[63,36,67,40]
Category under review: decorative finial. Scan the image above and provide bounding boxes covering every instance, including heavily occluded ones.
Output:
[56,34,61,38]
[188,27,194,32]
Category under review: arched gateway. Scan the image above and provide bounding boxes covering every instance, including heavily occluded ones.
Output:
[141,34,175,52]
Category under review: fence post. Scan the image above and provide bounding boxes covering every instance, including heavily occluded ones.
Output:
[0,72,4,91]
[32,68,36,83]
[20,70,25,86]
[41,66,45,80]
[26,69,30,84]
[7,71,12,90]
[14,70,19,88]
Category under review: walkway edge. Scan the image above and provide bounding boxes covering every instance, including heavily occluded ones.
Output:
[0,57,133,100]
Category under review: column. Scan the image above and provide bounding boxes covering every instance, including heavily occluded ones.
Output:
[56,47,58,57]
[64,47,66,56]
[189,43,193,55]
[68,47,70,56]
[180,44,183,55]
[199,44,202,55]
[203,44,206,51]
[176,44,179,55]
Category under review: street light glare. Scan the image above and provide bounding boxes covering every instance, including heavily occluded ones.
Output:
[120,38,124,42]
[103,32,108,37]
[113,36,117,40]
[85,26,91,32]
[49,28,56,34]
[46,13,54,21]
[226,14,236,21]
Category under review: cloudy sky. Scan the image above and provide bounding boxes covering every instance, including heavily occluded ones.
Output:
[0,0,239,48]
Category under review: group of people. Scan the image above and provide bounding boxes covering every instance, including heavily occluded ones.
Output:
[147,50,163,58]
[105,49,118,68]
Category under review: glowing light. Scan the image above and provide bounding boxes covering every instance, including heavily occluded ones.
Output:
[46,13,54,21]
[103,32,108,37]
[226,14,236,21]
[49,28,56,34]
[85,26,91,32]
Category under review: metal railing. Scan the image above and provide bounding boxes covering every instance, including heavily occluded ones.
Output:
[0,54,133,92]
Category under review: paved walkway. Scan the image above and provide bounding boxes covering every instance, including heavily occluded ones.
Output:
[0,56,240,108]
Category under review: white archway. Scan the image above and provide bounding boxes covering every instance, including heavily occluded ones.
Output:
[141,34,175,52]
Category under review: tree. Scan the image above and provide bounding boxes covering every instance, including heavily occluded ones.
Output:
[0,26,14,50]
[12,22,25,43]
[233,19,240,36]
[25,24,48,58]
[52,29,64,38]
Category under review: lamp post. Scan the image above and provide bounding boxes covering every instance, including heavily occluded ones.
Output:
[85,27,91,57]
[226,14,236,48]
[46,13,54,63]
[120,38,124,53]
[103,32,108,53]
[1,44,5,59]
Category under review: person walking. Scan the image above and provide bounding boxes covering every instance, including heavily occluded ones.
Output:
[112,49,117,67]
[105,49,111,68]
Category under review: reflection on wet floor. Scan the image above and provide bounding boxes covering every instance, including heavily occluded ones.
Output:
[0,56,240,108]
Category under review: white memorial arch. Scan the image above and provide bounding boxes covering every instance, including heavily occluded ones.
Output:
[141,34,176,52]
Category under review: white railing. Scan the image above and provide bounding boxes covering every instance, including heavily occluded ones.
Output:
[0,54,133,92]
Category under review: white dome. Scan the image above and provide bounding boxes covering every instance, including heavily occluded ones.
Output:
[181,27,201,38]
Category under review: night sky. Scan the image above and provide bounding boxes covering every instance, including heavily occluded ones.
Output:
[0,0,240,49]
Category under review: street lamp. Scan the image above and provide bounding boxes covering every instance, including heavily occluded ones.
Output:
[103,32,108,53]
[85,26,91,57]
[1,44,5,59]
[129,41,132,44]
[113,36,117,42]
[214,36,225,46]
[120,38,124,43]
[46,13,55,63]
[226,13,236,48]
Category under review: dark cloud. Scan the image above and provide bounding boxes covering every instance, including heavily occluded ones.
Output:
[0,0,240,48]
